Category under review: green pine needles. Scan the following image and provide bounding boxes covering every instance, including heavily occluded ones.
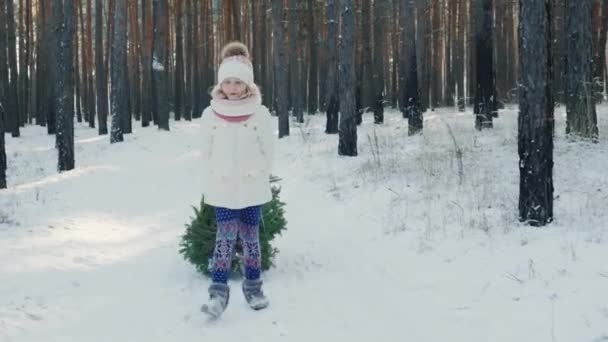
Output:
[179,176,287,277]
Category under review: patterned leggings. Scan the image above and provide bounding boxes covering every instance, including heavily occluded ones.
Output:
[211,205,262,284]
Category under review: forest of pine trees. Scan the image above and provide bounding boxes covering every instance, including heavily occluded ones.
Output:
[1,0,606,226]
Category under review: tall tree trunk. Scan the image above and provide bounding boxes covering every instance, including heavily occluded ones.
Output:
[74,2,82,123]
[184,0,193,119]
[456,0,466,110]
[96,0,108,134]
[391,0,399,108]
[18,0,27,124]
[153,0,169,131]
[272,0,289,138]
[288,0,302,121]
[0,0,8,133]
[339,0,358,156]
[232,0,241,41]
[110,0,127,142]
[0,0,6,184]
[306,0,318,114]
[86,0,95,127]
[360,0,372,112]
[552,0,566,103]
[598,0,608,101]
[418,0,430,112]
[518,0,554,226]
[6,0,20,137]
[566,0,599,139]
[54,0,76,171]
[0,102,5,188]
[192,0,201,119]
[141,0,154,127]
[403,0,422,134]
[474,0,496,130]
[174,0,184,120]
[325,0,339,134]
[129,0,141,122]
[372,0,386,124]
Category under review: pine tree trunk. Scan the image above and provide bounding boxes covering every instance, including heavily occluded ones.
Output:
[372,0,386,124]
[174,0,184,121]
[0,102,5,188]
[95,0,108,134]
[18,0,27,124]
[141,0,154,127]
[339,1,358,156]
[54,0,75,171]
[391,0,399,108]
[44,0,57,134]
[288,0,302,122]
[74,4,82,123]
[403,0,422,134]
[565,0,599,139]
[456,0,466,110]
[110,0,127,142]
[272,0,289,138]
[232,0,241,41]
[184,0,193,119]
[518,0,554,226]
[360,0,372,112]
[307,0,318,114]
[128,0,141,122]
[153,0,169,130]
[192,0,201,119]
[418,0,430,112]
[86,0,95,128]
[6,0,20,137]
[552,0,566,103]
[0,0,8,133]
[474,0,496,130]
[325,0,339,134]
[598,0,608,101]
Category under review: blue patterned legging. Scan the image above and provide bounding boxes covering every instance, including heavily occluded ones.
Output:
[211,205,262,284]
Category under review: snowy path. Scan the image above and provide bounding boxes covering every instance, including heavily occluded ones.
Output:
[2,109,608,342]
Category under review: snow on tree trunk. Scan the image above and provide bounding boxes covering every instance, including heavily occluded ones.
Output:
[338,0,358,157]
[110,0,127,143]
[152,0,169,131]
[566,0,599,140]
[54,0,75,171]
[518,0,554,226]
[325,0,339,134]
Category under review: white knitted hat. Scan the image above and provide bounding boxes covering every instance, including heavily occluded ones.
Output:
[217,55,254,87]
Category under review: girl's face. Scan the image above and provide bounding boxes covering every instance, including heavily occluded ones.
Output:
[221,78,247,100]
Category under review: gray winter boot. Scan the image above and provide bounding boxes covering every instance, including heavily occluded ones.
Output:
[242,279,269,311]
[201,283,230,319]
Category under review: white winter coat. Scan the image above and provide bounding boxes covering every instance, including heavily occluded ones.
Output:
[200,103,274,209]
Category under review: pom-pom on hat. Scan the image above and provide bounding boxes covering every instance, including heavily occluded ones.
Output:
[217,42,254,87]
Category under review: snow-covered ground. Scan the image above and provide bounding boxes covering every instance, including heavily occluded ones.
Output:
[1,105,607,342]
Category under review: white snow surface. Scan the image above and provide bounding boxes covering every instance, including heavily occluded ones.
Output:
[1,105,607,342]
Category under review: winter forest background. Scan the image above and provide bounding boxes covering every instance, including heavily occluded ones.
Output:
[0,0,605,224]
[1,0,608,341]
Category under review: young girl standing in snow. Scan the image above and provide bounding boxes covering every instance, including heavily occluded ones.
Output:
[199,42,274,319]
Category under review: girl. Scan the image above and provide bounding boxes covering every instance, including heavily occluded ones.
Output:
[199,42,274,319]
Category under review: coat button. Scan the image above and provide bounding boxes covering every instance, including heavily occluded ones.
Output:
[213,125,217,129]
[244,123,249,127]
